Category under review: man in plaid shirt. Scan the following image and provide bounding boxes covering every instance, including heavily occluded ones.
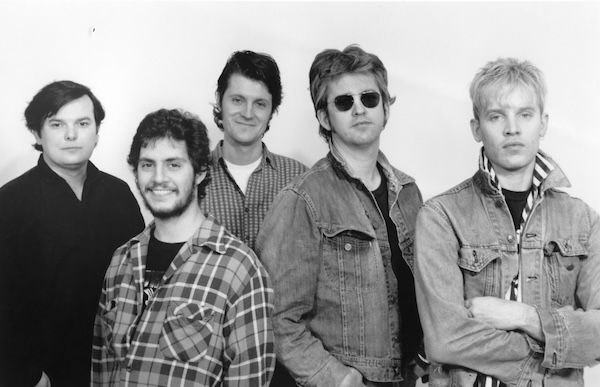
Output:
[92,109,274,386]
[200,50,307,252]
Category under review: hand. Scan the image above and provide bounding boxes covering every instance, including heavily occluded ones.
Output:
[34,371,51,387]
[465,296,544,341]
[339,366,367,387]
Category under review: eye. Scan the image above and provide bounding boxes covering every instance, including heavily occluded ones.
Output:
[168,162,181,169]
[139,162,153,170]
[50,122,62,128]
[256,101,268,109]
[231,97,243,104]
[489,114,502,122]
[78,121,91,127]
[520,112,533,119]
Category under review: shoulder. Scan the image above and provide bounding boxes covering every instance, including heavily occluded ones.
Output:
[0,167,41,213]
[420,176,479,219]
[266,151,308,176]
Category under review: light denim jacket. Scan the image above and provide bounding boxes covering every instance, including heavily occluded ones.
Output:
[414,152,600,387]
[256,151,423,386]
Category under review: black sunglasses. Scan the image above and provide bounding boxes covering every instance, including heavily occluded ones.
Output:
[329,91,381,112]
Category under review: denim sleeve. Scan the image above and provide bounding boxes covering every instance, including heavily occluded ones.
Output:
[537,205,600,369]
[256,189,352,387]
[414,203,534,385]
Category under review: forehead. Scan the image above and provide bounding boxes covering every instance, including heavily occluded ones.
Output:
[326,72,378,99]
[140,137,190,160]
[224,73,272,99]
[482,84,540,112]
[49,95,94,120]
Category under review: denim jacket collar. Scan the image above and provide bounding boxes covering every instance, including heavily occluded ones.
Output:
[473,148,571,197]
[328,144,414,193]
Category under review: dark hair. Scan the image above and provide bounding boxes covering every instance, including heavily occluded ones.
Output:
[309,45,395,141]
[24,80,105,151]
[213,50,282,133]
[127,109,212,200]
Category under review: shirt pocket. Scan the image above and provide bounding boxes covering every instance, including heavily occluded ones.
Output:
[322,228,379,292]
[458,247,500,299]
[159,302,214,363]
[544,237,588,307]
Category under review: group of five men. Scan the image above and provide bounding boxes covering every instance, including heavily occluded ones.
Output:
[1,45,598,387]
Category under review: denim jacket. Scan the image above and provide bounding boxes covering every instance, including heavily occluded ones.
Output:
[414,151,600,387]
[256,151,423,387]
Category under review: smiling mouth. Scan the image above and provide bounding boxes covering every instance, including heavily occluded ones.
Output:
[147,188,176,196]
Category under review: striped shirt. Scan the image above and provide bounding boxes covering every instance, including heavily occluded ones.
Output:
[92,215,275,386]
[200,141,308,251]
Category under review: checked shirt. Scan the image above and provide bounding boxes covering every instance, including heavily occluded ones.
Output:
[200,141,307,251]
[92,215,275,386]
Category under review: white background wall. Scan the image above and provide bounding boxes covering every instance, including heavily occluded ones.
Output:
[1,1,599,383]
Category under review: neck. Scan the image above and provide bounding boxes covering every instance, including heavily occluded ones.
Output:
[44,154,88,200]
[494,164,534,192]
[331,140,381,191]
[222,139,263,165]
[153,204,205,243]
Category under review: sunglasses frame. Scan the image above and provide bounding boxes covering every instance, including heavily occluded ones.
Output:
[329,91,382,112]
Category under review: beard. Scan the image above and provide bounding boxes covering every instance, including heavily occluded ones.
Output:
[139,183,197,220]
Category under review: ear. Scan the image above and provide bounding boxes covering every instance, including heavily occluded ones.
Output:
[317,109,332,133]
[195,171,207,187]
[470,119,482,142]
[540,112,549,138]
[32,130,43,145]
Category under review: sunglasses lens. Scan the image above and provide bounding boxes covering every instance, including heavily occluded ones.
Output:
[361,92,380,108]
[334,95,354,112]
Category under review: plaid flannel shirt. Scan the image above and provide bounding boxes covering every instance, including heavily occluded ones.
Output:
[92,215,275,386]
[200,141,307,251]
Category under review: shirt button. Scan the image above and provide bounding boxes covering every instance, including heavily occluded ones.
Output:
[507,235,515,243]
[344,243,352,251]
[126,366,132,372]
[244,207,249,212]
[495,200,503,208]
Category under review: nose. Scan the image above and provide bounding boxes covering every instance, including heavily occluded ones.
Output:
[153,164,168,183]
[64,124,78,141]
[352,95,366,115]
[241,102,253,119]
[504,116,520,135]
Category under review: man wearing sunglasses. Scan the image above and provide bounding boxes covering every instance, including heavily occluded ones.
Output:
[257,45,428,387]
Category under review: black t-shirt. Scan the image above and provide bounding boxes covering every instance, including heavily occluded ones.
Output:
[371,166,421,367]
[143,233,184,307]
[502,188,530,230]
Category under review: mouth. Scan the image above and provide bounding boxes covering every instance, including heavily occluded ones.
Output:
[503,142,525,149]
[146,188,176,196]
[353,121,371,127]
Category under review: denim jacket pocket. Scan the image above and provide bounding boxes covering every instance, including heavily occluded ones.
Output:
[159,302,214,363]
[458,247,500,299]
[544,237,588,307]
[322,227,378,292]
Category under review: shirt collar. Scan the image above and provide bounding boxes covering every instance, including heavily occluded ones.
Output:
[37,154,101,184]
[213,140,276,171]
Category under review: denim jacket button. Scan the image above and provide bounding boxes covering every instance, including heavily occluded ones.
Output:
[394,366,401,375]
[495,199,503,208]
[344,243,352,251]
[507,235,515,243]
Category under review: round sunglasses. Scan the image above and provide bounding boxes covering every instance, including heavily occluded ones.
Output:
[329,91,381,112]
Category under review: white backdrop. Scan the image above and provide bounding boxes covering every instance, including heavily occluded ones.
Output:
[1,1,599,383]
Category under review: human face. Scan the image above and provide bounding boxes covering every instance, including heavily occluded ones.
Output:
[34,95,98,174]
[471,86,548,177]
[219,73,273,148]
[317,72,387,151]
[136,138,204,220]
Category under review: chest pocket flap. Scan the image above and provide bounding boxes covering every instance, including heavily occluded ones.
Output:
[546,237,588,257]
[458,247,500,273]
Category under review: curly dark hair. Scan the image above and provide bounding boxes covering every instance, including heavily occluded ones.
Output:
[127,108,212,200]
